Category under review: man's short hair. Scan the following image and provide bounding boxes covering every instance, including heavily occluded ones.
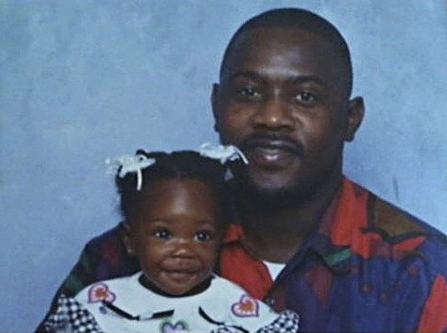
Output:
[220,8,353,96]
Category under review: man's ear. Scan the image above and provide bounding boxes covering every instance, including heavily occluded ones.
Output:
[211,83,220,133]
[345,96,365,142]
[121,222,135,256]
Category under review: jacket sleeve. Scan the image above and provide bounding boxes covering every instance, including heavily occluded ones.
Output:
[416,274,447,333]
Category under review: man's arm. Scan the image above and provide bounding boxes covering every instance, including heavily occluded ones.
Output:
[416,274,447,332]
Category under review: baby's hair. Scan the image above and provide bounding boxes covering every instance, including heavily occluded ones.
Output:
[115,150,231,226]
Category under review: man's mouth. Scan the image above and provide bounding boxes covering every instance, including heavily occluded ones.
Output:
[243,137,302,166]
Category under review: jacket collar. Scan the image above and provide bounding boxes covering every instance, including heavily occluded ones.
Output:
[222,178,364,274]
[223,177,427,276]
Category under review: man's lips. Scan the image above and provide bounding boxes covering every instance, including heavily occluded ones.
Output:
[242,137,303,165]
[244,136,302,153]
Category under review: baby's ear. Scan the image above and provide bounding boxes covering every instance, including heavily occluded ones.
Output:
[121,222,135,256]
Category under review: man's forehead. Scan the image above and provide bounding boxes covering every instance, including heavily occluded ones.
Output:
[222,27,342,77]
[231,26,337,58]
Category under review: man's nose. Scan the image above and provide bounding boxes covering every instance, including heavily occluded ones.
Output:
[252,97,295,130]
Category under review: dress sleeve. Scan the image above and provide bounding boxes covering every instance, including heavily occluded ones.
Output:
[35,243,97,333]
[255,310,300,333]
[35,224,138,332]
[41,294,103,333]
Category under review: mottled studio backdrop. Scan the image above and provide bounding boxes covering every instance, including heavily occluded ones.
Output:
[0,1,446,331]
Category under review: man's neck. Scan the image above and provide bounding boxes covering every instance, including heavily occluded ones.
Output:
[235,176,343,263]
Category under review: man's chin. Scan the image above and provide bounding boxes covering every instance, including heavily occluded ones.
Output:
[237,177,307,209]
[230,163,308,208]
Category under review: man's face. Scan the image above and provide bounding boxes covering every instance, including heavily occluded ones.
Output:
[125,179,222,296]
[213,27,362,201]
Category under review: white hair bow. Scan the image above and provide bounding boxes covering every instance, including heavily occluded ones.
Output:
[199,142,248,164]
[106,153,155,191]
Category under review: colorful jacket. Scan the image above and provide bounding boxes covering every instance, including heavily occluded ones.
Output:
[37,178,447,332]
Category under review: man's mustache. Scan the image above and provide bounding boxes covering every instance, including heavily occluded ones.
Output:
[239,133,304,157]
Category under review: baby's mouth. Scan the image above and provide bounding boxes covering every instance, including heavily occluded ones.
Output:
[162,262,201,276]
[166,270,193,278]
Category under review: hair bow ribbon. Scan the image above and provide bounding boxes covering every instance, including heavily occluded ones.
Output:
[106,154,155,191]
[199,143,248,164]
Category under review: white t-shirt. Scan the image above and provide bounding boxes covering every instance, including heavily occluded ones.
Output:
[263,261,286,280]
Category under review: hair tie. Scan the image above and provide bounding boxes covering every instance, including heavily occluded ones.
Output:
[198,142,248,164]
[106,153,155,191]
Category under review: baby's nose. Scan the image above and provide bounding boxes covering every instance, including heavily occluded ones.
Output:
[171,239,195,258]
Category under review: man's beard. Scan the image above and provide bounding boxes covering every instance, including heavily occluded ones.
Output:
[231,166,315,211]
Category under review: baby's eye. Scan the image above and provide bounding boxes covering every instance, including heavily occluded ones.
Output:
[294,92,317,104]
[194,231,213,242]
[154,229,172,240]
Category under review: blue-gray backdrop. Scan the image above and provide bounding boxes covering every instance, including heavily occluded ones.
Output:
[0,1,446,331]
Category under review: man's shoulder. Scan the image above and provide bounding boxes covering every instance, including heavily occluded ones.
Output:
[85,223,124,249]
[81,223,128,261]
[343,178,445,241]
[354,183,447,270]
[340,178,447,266]
[360,187,447,333]
[367,190,447,244]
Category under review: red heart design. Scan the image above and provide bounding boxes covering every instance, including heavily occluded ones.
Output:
[88,283,116,303]
[231,294,259,317]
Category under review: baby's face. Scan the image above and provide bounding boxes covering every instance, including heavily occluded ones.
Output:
[126,179,223,296]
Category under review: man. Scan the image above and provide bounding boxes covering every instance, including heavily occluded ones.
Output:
[37,8,447,332]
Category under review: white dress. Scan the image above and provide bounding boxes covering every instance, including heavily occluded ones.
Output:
[43,272,299,333]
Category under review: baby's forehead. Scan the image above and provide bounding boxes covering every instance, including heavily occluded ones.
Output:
[142,177,222,196]
[132,178,224,214]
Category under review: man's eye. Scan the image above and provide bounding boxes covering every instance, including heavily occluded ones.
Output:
[295,92,317,104]
[236,87,262,99]
[194,231,213,242]
[154,229,172,240]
